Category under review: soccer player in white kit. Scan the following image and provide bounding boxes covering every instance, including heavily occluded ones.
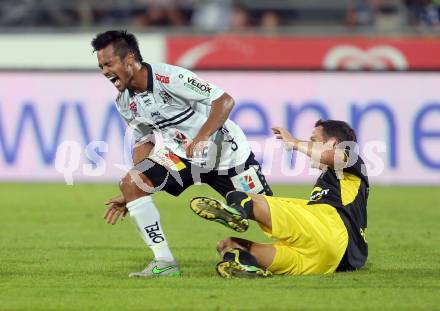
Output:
[91,30,272,277]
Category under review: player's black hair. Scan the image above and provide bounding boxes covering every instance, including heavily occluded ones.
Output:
[315,119,357,143]
[91,30,143,62]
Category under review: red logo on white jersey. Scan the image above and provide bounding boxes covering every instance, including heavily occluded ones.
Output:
[323,45,408,70]
[155,73,170,84]
[246,175,255,189]
[239,175,255,190]
[174,131,189,147]
[128,102,137,113]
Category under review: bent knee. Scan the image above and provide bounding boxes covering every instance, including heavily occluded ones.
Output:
[119,172,135,192]
[119,170,153,195]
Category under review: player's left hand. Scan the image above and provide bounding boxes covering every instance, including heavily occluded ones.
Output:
[272,127,298,150]
[104,195,128,225]
[186,134,209,158]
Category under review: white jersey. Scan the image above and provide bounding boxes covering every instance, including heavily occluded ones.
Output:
[115,63,251,170]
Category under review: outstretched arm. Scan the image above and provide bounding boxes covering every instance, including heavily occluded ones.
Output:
[272,127,346,169]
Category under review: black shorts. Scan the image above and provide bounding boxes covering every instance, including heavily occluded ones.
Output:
[135,151,273,197]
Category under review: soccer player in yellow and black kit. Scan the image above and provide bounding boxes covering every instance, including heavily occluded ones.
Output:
[190,119,368,277]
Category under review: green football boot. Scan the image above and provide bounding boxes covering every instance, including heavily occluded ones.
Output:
[190,197,249,232]
[128,259,181,278]
[216,249,272,279]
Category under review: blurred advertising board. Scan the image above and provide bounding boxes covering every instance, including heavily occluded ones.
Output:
[0,33,165,69]
[3,34,439,71]
[0,71,439,184]
[167,36,440,70]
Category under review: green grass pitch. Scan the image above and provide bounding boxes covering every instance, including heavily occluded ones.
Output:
[1,183,439,311]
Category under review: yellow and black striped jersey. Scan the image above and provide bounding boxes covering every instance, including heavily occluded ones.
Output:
[308,151,369,269]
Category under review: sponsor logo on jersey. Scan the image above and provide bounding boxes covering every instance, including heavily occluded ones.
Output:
[151,111,161,118]
[159,91,172,103]
[129,101,137,113]
[220,126,238,151]
[238,175,255,191]
[142,97,152,106]
[155,73,170,84]
[184,77,212,96]
[309,187,330,201]
[174,130,189,148]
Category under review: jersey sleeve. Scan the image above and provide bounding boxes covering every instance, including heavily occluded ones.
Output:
[160,65,225,105]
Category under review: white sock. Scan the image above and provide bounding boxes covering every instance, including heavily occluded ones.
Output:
[126,196,175,262]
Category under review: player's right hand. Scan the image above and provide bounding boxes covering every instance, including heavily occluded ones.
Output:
[104,195,128,225]
[272,127,298,150]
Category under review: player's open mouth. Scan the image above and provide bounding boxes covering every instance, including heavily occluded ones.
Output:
[109,76,121,88]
